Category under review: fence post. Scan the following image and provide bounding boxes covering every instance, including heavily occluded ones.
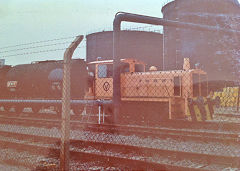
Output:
[113,19,121,124]
[237,86,240,112]
[60,35,84,171]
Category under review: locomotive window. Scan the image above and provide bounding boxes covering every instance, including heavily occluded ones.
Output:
[121,63,130,73]
[193,73,200,97]
[174,76,181,96]
[135,64,144,72]
[200,74,208,96]
[98,64,113,78]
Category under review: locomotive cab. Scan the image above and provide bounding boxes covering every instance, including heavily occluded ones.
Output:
[86,58,146,99]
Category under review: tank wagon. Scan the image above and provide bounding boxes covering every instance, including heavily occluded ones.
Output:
[0,59,88,114]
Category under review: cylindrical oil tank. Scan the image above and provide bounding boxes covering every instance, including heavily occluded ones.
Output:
[86,31,163,70]
[162,0,240,82]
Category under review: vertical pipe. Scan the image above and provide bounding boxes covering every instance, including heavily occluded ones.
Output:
[169,98,172,119]
[237,86,240,112]
[98,105,101,124]
[163,29,165,70]
[60,35,83,171]
[103,107,105,123]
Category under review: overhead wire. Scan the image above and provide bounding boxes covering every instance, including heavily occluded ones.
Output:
[0,25,161,59]
[1,46,85,58]
[0,36,78,50]
[0,41,73,53]
[0,25,159,51]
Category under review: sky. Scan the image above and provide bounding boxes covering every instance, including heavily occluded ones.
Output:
[0,0,172,65]
[0,0,240,65]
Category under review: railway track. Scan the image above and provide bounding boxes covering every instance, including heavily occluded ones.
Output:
[84,124,240,146]
[0,115,239,145]
[213,113,240,123]
[0,115,239,170]
[216,113,240,118]
[0,127,239,170]
[215,113,240,118]
[2,109,240,129]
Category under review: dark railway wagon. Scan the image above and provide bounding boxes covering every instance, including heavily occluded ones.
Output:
[0,65,12,97]
[1,59,88,113]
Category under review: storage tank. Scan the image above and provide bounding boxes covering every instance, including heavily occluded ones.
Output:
[162,0,240,82]
[86,31,163,70]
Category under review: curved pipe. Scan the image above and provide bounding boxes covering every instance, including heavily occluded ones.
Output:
[112,12,240,122]
[114,12,240,34]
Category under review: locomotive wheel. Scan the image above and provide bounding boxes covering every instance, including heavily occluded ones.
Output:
[85,105,98,115]
[55,106,62,117]
[0,106,3,113]
[4,106,11,112]
[15,106,24,114]
[32,107,41,114]
[72,106,84,116]
[103,105,114,124]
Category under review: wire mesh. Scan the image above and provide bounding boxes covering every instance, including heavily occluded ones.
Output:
[0,59,65,170]
[0,41,240,170]
[0,18,240,170]
[212,86,240,122]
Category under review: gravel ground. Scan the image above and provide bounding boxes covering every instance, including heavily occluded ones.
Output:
[0,147,124,171]
[0,123,239,158]
[214,107,240,115]
[72,145,238,170]
[213,114,240,123]
[0,133,237,171]
[214,107,240,123]
[0,163,29,171]
[0,148,56,170]
[0,123,239,170]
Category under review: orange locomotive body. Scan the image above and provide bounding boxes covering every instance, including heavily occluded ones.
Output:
[85,58,208,123]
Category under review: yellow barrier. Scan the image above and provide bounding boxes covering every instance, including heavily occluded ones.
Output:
[193,105,202,121]
[187,97,214,122]
[215,87,239,107]
[204,104,212,120]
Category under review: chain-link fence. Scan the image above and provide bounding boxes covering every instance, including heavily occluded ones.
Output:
[93,56,220,123]
[213,85,240,113]
[0,35,240,170]
[0,59,63,170]
[0,36,88,170]
[0,12,240,170]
